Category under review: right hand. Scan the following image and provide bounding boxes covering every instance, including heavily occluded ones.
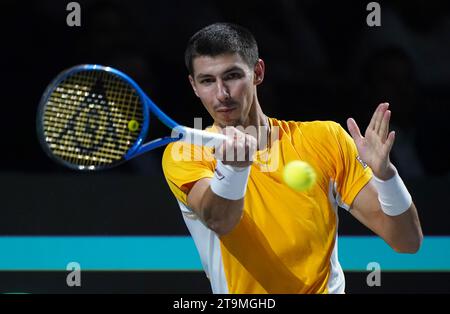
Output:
[215,127,257,168]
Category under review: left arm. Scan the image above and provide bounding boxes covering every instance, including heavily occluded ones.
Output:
[346,103,423,253]
[350,180,422,253]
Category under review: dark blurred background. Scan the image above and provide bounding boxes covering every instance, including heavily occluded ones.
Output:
[0,0,449,293]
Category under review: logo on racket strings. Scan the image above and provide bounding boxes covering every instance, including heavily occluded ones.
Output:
[52,78,120,155]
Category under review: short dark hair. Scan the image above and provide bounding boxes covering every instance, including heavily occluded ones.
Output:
[184,23,259,75]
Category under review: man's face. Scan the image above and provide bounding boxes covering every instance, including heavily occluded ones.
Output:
[189,53,260,127]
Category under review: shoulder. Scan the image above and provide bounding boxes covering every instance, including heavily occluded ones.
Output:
[269,117,344,140]
[161,142,176,167]
[298,120,342,134]
[162,141,215,172]
[161,143,176,176]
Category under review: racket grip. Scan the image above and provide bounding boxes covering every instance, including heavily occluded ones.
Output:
[175,126,227,147]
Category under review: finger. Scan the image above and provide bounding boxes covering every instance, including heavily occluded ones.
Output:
[368,103,383,130]
[234,132,239,161]
[384,130,396,154]
[379,109,391,142]
[248,135,257,161]
[242,134,251,162]
[346,117,363,141]
[219,126,226,135]
[374,103,389,133]
[223,129,236,162]
[235,132,246,161]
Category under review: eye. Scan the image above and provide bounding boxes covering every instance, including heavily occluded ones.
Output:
[225,72,242,80]
[200,78,214,84]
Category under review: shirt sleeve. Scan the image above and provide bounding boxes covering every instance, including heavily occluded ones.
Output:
[161,141,216,206]
[329,122,373,209]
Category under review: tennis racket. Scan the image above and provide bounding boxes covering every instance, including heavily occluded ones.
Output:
[36,64,226,170]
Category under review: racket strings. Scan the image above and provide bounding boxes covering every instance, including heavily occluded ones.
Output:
[42,70,144,168]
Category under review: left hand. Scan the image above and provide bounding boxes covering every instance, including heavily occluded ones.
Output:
[347,102,396,180]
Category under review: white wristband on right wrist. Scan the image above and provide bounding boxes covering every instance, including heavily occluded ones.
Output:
[210,160,251,200]
[372,171,412,216]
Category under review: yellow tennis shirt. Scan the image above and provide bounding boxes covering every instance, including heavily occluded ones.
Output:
[162,118,372,294]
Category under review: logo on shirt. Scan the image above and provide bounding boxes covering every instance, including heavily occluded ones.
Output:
[356,155,368,169]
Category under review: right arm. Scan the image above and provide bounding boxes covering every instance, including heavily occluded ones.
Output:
[187,178,244,236]
[187,127,256,236]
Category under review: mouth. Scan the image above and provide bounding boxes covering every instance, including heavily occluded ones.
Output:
[216,107,236,114]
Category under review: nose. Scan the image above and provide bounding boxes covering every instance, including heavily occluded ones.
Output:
[216,80,230,103]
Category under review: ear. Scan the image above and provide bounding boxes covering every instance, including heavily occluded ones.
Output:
[253,59,265,86]
[188,75,200,97]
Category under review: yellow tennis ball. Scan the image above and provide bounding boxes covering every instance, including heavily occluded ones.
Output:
[283,160,316,192]
[128,119,139,132]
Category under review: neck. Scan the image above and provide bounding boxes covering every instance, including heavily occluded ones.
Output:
[246,97,270,150]
[242,94,268,129]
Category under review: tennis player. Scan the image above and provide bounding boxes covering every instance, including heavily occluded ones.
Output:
[162,23,423,293]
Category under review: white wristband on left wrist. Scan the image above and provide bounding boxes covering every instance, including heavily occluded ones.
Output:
[372,170,412,216]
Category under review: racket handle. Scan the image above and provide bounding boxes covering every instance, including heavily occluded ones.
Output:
[175,126,227,147]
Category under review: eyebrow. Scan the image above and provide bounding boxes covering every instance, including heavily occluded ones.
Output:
[195,66,244,81]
